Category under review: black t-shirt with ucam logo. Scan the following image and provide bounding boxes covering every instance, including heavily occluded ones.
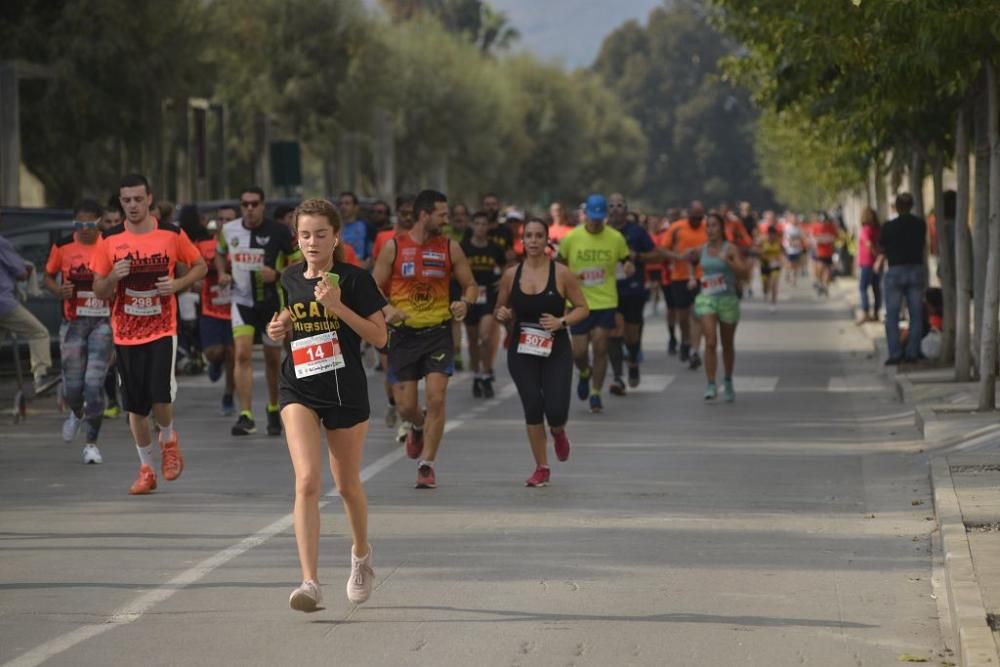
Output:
[278,261,385,414]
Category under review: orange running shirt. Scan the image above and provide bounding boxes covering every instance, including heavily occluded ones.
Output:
[92,223,202,345]
[725,219,753,250]
[664,219,709,281]
[812,220,838,259]
[196,238,231,320]
[45,235,110,321]
[388,233,453,329]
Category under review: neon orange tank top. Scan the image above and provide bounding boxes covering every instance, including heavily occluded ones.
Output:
[389,233,453,328]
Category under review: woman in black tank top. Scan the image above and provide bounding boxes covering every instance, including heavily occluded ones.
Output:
[495,218,590,487]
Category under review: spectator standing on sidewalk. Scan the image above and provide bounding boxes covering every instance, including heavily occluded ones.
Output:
[879,193,927,365]
[857,207,882,324]
[0,219,53,391]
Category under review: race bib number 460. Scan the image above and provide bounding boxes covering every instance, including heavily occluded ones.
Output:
[75,290,110,317]
[123,288,162,316]
[517,325,553,357]
[291,331,345,378]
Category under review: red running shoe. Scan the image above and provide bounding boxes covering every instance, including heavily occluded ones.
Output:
[405,426,424,459]
[415,463,436,489]
[525,466,550,487]
[160,436,184,481]
[128,464,157,495]
[552,429,571,462]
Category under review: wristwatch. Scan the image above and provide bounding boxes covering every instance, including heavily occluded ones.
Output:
[559,316,567,329]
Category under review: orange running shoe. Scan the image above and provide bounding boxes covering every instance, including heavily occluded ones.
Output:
[128,464,157,495]
[160,436,184,481]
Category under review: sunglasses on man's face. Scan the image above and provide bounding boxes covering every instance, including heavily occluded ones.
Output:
[609,203,626,209]
[73,220,98,229]
[240,200,262,209]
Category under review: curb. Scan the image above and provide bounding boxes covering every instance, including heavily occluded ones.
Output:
[931,457,1000,665]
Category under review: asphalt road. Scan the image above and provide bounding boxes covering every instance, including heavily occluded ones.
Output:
[0,281,946,666]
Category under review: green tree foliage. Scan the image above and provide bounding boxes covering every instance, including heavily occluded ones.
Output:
[754,110,866,211]
[591,2,775,209]
[0,0,210,205]
[379,0,519,56]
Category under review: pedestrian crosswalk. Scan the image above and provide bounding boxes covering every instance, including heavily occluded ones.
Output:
[617,373,886,394]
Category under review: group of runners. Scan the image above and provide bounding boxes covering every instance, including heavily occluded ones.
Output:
[40,175,845,612]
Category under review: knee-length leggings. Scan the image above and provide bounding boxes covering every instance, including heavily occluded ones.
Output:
[506,336,573,427]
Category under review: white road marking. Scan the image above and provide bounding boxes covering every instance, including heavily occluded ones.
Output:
[628,374,674,393]
[736,376,779,392]
[3,382,517,667]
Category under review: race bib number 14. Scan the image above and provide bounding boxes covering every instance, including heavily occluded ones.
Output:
[291,331,345,378]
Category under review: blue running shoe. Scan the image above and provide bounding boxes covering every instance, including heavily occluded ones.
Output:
[577,368,592,401]
[589,393,603,413]
[208,360,223,383]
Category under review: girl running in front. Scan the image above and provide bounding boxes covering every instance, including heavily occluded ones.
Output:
[495,218,589,487]
[266,198,388,612]
[692,212,750,402]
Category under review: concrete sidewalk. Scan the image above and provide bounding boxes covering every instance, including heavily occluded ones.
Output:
[835,274,1000,667]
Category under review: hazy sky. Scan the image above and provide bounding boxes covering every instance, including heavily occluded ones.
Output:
[488,0,666,68]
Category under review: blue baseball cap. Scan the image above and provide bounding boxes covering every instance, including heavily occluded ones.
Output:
[585,194,607,221]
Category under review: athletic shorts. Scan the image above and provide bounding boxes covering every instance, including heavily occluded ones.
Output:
[661,283,676,309]
[760,264,781,277]
[616,293,647,325]
[465,298,496,326]
[694,293,741,324]
[668,281,700,310]
[116,335,177,415]
[200,314,233,349]
[816,256,833,266]
[785,252,802,262]
[388,323,454,382]
[280,400,369,431]
[231,303,282,347]
[570,308,616,335]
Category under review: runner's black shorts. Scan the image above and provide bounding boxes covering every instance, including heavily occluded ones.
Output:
[279,399,369,431]
[668,281,700,310]
[388,323,454,382]
[232,302,282,347]
[465,295,497,326]
[616,292,647,325]
[661,283,676,309]
[116,335,176,415]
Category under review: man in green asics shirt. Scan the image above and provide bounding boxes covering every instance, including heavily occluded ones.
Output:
[557,194,633,414]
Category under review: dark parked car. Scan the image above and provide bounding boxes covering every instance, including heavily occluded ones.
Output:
[2,218,77,340]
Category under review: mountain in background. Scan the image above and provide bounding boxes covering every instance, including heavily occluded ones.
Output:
[488,0,667,68]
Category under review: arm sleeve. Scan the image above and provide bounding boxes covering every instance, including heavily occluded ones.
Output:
[177,232,202,265]
[0,238,27,280]
[90,237,112,276]
[45,244,61,276]
[349,270,388,319]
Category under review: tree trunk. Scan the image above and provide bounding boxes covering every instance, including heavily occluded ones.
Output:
[973,71,991,363]
[936,154,956,364]
[977,59,1000,410]
[875,156,888,221]
[956,105,973,381]
[910,148,925,218]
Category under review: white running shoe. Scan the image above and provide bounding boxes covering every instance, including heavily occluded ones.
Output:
[396,420,412,444]
[289,579,323,612]
[82,443,103,464]
[346,545,374,604]
[62,411,83,443]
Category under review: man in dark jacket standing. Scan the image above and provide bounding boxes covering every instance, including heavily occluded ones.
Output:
[880,193,927,364]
